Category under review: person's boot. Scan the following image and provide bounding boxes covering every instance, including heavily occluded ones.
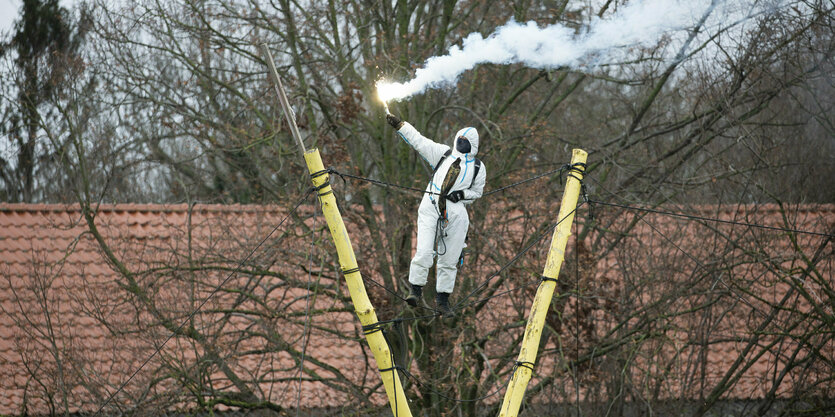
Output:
[436,292,455,318]
[405,283,423,307]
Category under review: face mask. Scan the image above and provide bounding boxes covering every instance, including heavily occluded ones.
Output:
[456,137,471,154]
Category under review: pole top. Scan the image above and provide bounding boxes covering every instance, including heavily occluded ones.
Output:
[571,148,588,160]
[261,43,306,154]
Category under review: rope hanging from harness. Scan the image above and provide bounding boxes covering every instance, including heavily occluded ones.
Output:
[432,157,462,256]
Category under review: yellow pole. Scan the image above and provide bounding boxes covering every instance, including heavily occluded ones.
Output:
[303,149,413,417]
[261,44,412,416]
[498,148,587,417]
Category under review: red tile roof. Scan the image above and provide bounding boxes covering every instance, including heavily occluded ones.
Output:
[0,203,833,415]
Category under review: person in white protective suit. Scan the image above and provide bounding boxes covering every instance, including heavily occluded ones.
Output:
[386,112,487,318]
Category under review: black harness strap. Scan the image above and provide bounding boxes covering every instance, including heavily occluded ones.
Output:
[432,149,453,175]
[470,159,481,189]
[432,149,482,191]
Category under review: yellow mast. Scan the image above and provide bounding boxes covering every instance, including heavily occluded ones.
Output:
[498,149,587,417]
[262,45,413,417]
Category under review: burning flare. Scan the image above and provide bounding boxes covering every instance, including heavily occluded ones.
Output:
[377,80,417,104]
[377,80,404,114]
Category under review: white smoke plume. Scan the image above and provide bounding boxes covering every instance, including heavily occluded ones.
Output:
[377,0,759,102]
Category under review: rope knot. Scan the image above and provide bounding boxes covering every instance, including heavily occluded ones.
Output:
[566,162,586,182]
[515,361,535,373]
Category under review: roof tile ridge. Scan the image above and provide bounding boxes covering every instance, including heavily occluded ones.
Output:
[188,203,287,213]
[0,203,82,213]
[103,203,190,213]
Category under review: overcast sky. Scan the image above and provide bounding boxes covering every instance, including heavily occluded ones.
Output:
[0,0,21,36]
[1,0,78,38]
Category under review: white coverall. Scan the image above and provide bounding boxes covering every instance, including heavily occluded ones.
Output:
[396,123,487,294]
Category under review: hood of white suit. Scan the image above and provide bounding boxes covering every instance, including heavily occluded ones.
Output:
[451,127,479,158]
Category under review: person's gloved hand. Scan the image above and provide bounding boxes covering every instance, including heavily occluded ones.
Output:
[446,190,464,203]
[386,113,404,129]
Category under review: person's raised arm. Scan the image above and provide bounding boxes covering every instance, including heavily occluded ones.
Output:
[387,113,449,167]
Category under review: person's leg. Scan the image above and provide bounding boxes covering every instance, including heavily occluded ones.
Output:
[407,202,437,305]
[435,211,469,316]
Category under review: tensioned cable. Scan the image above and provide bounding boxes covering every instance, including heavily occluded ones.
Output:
[452,165,588,312]
[483,164,575,197]
[320,165,586,310]
[296,196,317,416]
[94,188,315,416]
[576,176,812,318]
[379,345,521,405]
[462,281,543,308]
[333,163,830,406]
[382,340,401,416]
[361,202,586,323]
[579,174,784,317]
[369,320,510,407]
[396,363,515,404]
[315,164,583,313]
[627,204,764,316]
[588,199,834,239]
[337,165,587,406]
[274,193,318,408]
[363,275,439,316]
[454,202,586,311]
[330,170,439,195]
[325,163,577,199]
[573,218,581,410]
[361,207,589,329]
